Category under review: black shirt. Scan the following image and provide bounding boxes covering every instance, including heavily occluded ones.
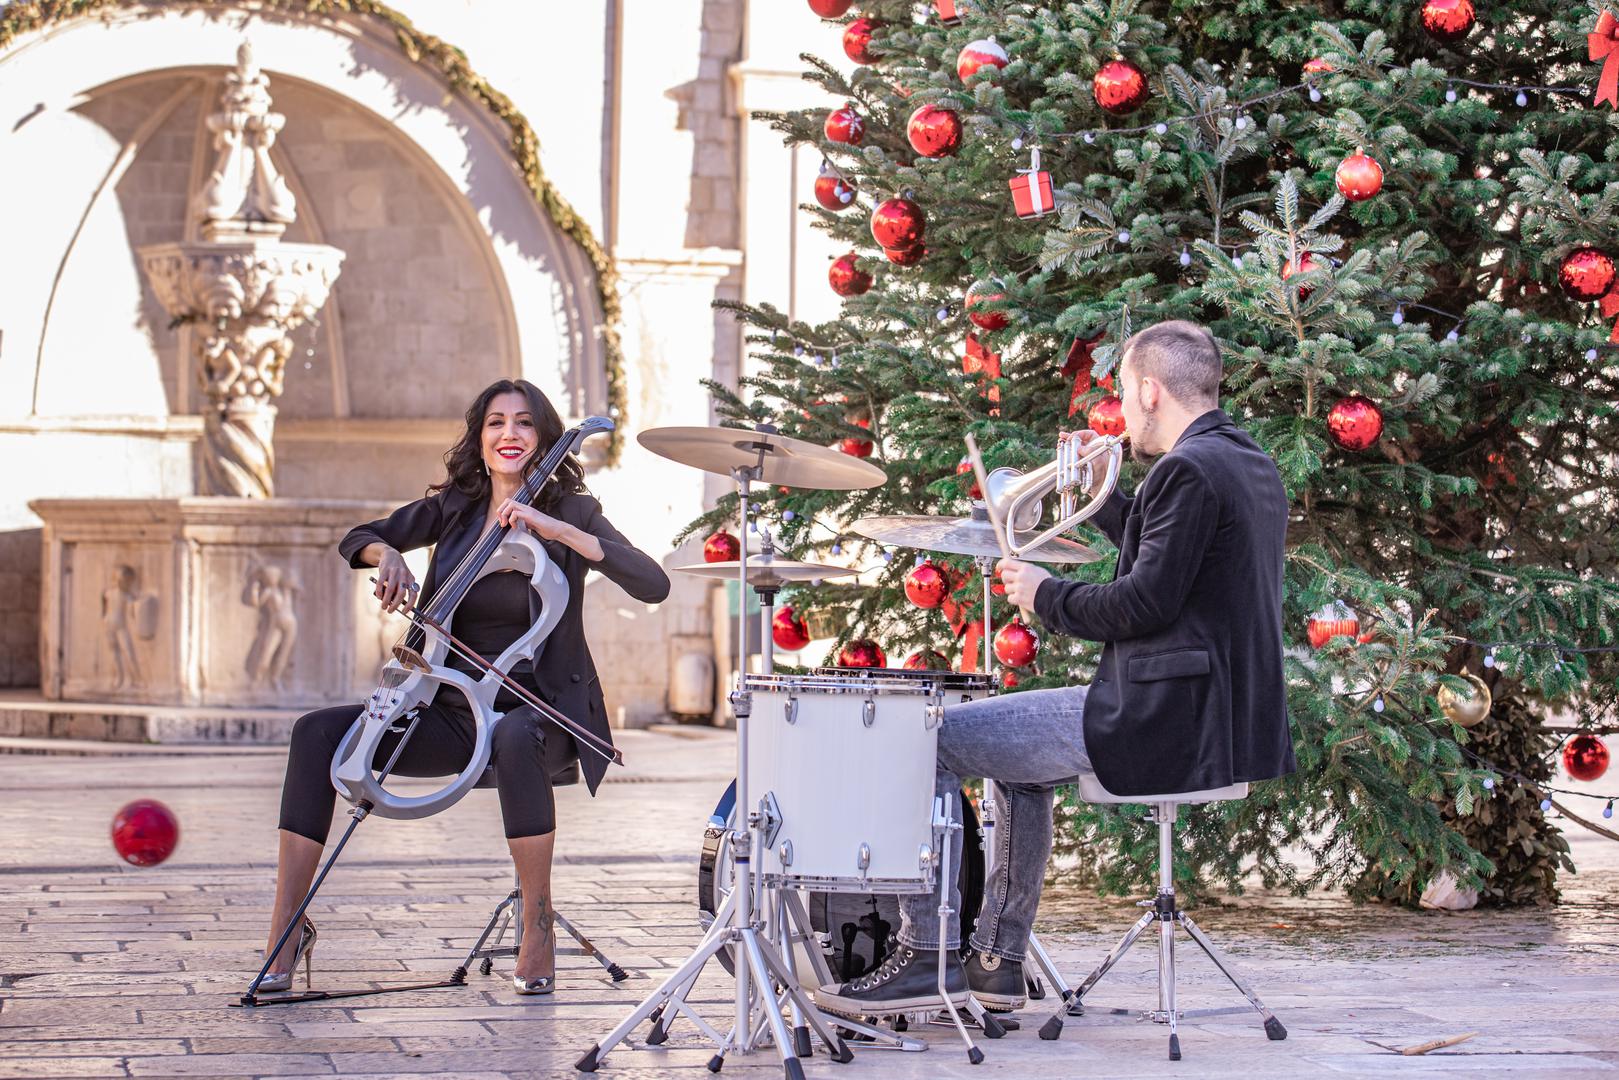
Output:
[440,570,539,712]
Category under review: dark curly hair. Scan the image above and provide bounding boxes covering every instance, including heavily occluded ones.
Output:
[429,379,585,512]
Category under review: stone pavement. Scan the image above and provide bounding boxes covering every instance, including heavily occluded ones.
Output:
[2,726,1618,1079]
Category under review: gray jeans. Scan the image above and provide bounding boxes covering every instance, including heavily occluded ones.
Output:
[897,685,1092,960]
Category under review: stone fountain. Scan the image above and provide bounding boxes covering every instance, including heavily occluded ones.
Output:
[30,45,399,735]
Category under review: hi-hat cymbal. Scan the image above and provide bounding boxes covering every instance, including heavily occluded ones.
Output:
[638,426,886,490]
[672,555,856,589]
[852,511,1102,564]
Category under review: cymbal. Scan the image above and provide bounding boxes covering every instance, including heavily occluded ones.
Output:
[638,426,886,490]
[852,511,1102,564]
[672,554,857,589]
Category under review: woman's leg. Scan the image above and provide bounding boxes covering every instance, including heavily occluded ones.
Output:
[489,706,575,980]
[509,831,558,980]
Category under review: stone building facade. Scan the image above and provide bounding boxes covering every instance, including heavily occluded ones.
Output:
[0,0,850,735]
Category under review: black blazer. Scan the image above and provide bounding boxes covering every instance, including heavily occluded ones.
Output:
[1034,409,1296,797]
[339,487,671,795]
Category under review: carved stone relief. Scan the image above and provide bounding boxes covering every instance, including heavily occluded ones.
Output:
[99,563,157,689]
[242,562,299,688]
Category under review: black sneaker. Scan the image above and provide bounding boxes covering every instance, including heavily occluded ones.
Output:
[813,944,968,1017]
[964,947,1026,1012]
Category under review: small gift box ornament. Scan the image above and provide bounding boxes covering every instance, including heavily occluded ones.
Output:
[1008,146,1054,219]
[933,0,964,25]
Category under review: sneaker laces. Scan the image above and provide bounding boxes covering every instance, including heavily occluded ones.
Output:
[850,946,912,991]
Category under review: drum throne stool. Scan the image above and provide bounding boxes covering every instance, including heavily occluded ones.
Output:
[1037,774,1287,1060]
[455,760,629,984]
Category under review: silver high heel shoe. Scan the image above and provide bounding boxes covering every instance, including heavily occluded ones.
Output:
[512,972,554,995]
[259,919,317,993]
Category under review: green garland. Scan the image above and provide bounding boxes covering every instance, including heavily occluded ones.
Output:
[0,0,627,463]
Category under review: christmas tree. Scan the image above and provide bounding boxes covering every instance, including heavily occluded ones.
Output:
[696,0,1619,905]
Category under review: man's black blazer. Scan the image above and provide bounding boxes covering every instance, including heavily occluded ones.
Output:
[339,486,670,795]
[1034,409,1295,797]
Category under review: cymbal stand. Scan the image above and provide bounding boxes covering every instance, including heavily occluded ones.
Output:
[577,444,854,1079]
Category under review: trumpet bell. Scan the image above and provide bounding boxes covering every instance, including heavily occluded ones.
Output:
[984,467,1043,534]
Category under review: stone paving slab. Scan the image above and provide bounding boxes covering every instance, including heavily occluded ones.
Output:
[2,728,1618,1079]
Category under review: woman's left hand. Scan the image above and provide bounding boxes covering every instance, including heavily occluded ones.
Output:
[496,499,571,542]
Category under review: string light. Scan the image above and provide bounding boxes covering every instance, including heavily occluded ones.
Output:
[782,510,796,522]
[1117,229,1131,243]
[1445,83,1458,103]
[1515,89,1529,107]
[1180,247,1192,266]
[1391,305,1405,326]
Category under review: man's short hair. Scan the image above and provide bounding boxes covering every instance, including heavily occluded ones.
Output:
[1120,320,1222,407]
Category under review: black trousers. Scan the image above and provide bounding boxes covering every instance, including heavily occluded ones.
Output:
[278,693,577,843]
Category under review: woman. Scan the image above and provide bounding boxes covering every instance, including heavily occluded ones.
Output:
[260,379,670,995]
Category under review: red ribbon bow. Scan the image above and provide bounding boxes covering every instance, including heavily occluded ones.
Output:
[1060,331,1107,416]
[1590,12,1619,109]
[1601,288,1619,342]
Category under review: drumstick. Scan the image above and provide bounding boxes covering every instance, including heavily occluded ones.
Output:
[963,433,1035,626]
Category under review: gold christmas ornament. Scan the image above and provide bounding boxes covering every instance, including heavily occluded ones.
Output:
[1437,673,1492,728]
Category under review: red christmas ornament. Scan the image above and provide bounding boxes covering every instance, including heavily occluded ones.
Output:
[814,168,857,211]
[1303,57,1335,76]
[1306,602,1360,649]
[884,243,927,266]
[1327,394,1384,452]
[1559,248,1617,301]
[824,104,865,145]
[111,799,179,867]
[1001,669,1021,689]
[1421,0,1475,45]
[907,104,963,158]
[1281,252,1326,299]
[932,0,963,26]
[1093,58,1149,115]
[1564,734,1611,782]
[807,0,852,17]
[904,560,950,608]
[966,282,1010,330]
[772,605,812,652]
[1334,153,1384,201]
[843,17,882,64]
[956,457,982,500]
[993,619,1040,668]
[838,436,875,458]
[828,253,873,297]
[904,648,952,671]
[870,197,926,249]
[956,37,1009,82]
[704,530,740,563]
[1088,394,1126,437]
[839,639,887,668]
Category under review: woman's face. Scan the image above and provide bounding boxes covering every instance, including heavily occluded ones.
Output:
[480,390,539,481]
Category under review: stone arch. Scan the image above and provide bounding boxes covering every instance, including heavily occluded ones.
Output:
[0,2,614,462]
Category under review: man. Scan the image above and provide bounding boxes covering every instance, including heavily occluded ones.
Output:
[815,319,1296,1016]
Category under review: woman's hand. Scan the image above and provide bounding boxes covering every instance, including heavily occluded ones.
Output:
[496,499,571,541]
[375,547,417,613]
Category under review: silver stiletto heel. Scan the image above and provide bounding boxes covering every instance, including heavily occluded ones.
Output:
[259,919,317,993]
[512,973,554,996]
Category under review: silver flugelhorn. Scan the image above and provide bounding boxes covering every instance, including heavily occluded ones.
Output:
[983,433,1125,558]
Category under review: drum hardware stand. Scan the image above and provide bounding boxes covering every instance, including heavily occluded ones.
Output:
[577,436,857,1078]
[458,879,629,983]
[925,794,1002,1063]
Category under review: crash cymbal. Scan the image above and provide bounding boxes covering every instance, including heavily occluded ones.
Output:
[638,426,886,490]
[852,509,1102,564]
[673,554,857,589]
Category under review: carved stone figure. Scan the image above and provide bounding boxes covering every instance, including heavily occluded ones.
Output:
[243,564,300,688]
[137,42,343,498]
[101,565,144,688]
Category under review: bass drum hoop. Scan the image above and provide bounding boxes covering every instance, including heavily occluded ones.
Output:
[696,779,985,980]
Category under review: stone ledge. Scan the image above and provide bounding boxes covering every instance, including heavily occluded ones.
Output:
[0,689,302,745]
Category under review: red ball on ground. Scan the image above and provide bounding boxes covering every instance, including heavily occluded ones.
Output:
[828,253,873,297]
[814,172,857,211]
[806,0,852,17]
[111,799,179,867]
[1088,394,1126,437]
[993,620,1040,668]
[907,104,963,158]
[1093,58,1149,115]
[704,530,740,563]
[1281,252,1326,299]
[903,648,952,671]
[772,605,811,652]
[1558,248,1617,302]
[1335,153,1384,201]
[839,639,887,668]
[1421,0,1475,45]
[904,560,950,608]
[1326,394,1384,452]
[824,104,865,145]
[870,197,926,249]
[956,37,1009,82]
[1564,734,1611,783]
[842,17,881,64]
